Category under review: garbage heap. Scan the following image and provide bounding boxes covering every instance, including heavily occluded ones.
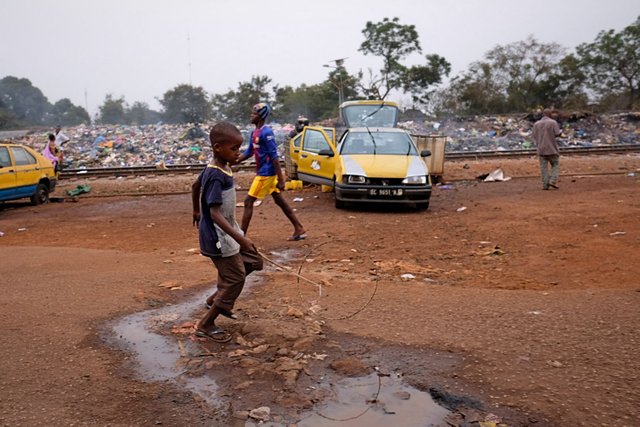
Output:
[399,112,640,152]
[8,112,640,168]
[11,122,294,169]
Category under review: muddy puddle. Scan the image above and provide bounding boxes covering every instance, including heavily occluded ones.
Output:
[295,373,450,427]
[110,249,450,425]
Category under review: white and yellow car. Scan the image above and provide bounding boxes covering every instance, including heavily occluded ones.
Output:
[288,101,432,209]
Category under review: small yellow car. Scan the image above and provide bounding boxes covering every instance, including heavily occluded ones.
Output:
[288,101,432,209]
[0,142,57,205]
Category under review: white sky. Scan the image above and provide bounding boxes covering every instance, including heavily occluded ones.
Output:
[1,0,638,116]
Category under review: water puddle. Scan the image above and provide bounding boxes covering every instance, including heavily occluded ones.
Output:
[295,373,450,427]
[112,291,221,404]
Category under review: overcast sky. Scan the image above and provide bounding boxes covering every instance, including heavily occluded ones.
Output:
[1,0,638,117]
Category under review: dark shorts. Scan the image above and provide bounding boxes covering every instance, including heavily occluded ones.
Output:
[211,250,263,311]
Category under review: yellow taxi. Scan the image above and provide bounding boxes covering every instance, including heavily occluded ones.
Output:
[0,142,57,205]
[287,101,432,209]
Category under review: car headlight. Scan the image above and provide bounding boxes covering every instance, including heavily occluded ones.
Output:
[402,175,427,184]
[345,175,367,184]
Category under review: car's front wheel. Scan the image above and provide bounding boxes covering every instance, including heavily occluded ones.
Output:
[31,183,49,205]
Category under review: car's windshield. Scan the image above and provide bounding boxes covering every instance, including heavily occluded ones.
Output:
[341,104,398,128]
[341,131,417,155]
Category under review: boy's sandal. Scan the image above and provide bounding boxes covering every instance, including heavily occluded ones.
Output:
[194,327,232,343]
[287,233,307,241]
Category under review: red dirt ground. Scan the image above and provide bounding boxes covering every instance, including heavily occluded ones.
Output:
[1,154,639,426]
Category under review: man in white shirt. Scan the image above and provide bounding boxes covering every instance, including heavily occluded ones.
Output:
[54,125,70,147]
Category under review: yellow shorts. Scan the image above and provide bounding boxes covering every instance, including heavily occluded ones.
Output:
[248,175,280,199]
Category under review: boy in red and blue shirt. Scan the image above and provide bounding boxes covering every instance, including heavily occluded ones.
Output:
[237,102,306,241]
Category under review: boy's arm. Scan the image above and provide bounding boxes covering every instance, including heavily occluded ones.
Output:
[191,178,201,226]
[209,205,255,252]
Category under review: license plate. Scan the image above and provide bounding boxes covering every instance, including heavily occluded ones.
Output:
[369,188,403,196]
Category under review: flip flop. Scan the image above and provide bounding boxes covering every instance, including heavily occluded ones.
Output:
[204,303,238,320]
[287,233,307,241]
[194,327,232,343]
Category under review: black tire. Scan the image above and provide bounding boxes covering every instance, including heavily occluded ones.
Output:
[31,183,50,205]
[416,202,429,210]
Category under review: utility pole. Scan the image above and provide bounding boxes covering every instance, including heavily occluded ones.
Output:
[323,57,348,106]
[187,33,192,85]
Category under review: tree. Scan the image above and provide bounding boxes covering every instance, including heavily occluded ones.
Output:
[273,66,361,123]
[402,54,451,105]
[359,17,420,99]
[0,76,51,125]
[358,17,450,104]
[160,84,211,124]
[51,98,90,126]
[97,94,127,124]
[437,36,569,115]
[126,101,162,125]
[211,76,272,123]
[576,16,640,110]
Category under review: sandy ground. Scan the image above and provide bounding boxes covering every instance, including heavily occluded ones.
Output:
[1,154,639,426]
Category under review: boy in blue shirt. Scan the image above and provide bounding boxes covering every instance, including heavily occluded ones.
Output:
[237,102,306,241]
[192,122,263,342]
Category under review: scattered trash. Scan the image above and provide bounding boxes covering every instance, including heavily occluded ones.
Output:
[401,273,416,281]
[438,184,454,190]
[528,311,543,315]
[235,200,262,207]
[482,245,505,256]
[609,231,626,236]
[478,168,512,182]
[547,360,563,368]
[292,197,304,202]
[17,228,27,232]
[456,206,467,212]
[66,184,91,197]
[0,231,4,237]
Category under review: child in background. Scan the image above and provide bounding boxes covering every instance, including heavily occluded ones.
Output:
[236,102,306,241]
[42,134,62,173]
[192,122,263,342]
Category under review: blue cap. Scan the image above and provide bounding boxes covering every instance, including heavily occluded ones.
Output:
[253,102,271,120]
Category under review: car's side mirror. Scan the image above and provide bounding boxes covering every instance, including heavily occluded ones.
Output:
[318,149,334,157]
[420,150,432,157]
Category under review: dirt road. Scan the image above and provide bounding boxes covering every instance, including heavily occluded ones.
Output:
[1,154,639,426]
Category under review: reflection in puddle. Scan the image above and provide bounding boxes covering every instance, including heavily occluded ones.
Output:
[296,373,449,427]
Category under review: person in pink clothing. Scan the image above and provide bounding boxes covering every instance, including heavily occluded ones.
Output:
[42,134,62,173]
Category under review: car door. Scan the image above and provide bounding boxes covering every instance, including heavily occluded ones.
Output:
[0,146,17,200]
[10,146,40,199]
[296,127,336,186]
